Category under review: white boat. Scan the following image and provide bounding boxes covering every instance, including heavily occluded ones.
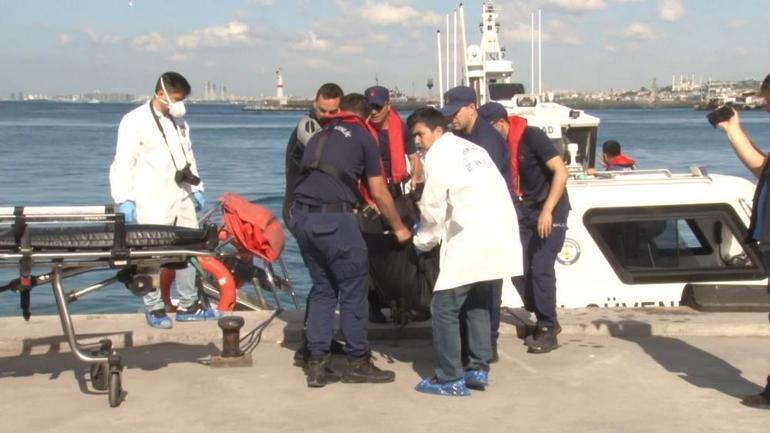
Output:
[453,1,768,311]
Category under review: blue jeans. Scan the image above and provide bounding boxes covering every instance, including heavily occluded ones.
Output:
[290,209,370,358]
[143,264,198,311]
[431,282,492,382]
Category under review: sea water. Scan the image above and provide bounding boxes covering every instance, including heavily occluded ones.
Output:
[0,101,767,317]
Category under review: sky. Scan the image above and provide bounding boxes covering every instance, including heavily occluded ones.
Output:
[2,0,769,99]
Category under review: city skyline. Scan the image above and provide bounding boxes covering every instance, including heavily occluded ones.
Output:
[2,0,769,99]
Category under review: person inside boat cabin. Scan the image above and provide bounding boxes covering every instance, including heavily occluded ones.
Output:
[477,100,570,354]
[407,106,522,396]
[289,93,411,388]
[714,73,770,410]
[441,86,514,363]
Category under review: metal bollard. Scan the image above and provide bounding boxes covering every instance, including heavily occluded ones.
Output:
[218,316,244,358]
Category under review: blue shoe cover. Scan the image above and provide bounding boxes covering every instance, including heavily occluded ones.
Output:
[176,303,223,322]
[464,369,489,390]
[145,309,173,329]
[414,377,471,396]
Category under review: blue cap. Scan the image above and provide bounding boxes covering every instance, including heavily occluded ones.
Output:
[440,86,477,117]
[365,86,389,107]
[477,102,508,122]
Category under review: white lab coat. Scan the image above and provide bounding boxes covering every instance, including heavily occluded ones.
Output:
[414,132,523,292]
[109,101,203,229]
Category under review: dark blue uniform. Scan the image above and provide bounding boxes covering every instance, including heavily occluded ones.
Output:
[458,118,514,198]
[290,119,382,358]
[517,126,570,328]
[456,117,512,347]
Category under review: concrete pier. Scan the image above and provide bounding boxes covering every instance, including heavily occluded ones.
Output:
[0,307,769,432]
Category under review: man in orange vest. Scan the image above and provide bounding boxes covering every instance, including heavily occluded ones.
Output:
[479,101,570,355]
[364,85,424,323]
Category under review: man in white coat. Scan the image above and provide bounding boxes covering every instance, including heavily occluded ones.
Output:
[110,71,217,329]
[407,107,523,396]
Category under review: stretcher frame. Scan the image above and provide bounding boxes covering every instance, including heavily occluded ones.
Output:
[0,206,217,407]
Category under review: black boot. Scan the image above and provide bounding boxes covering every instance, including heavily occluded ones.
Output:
[524,325,560,354]
[306,354,340,388]
[341,353,395,384]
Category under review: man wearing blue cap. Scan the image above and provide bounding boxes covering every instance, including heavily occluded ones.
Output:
[478,101,570,354]
[440,86,514,362]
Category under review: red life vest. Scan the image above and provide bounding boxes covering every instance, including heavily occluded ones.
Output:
[381,108,407,183]
[506,115,528,197]
[604,154,636,169]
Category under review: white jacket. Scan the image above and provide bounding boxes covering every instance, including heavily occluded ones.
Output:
[109,101,202,228]
[414,132,523,292]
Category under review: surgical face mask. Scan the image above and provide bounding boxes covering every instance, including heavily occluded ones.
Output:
[160,79,187,117]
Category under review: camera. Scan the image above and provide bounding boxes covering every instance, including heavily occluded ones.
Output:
[174,163,201,185]
[707,104,735,128]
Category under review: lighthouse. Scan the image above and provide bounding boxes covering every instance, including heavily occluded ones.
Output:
[276,68,287,105]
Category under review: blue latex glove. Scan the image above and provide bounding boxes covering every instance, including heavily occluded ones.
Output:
[117,201,136,223]
[193,191,205,212]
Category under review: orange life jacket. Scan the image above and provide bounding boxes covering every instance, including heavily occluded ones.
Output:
[506,115,528,197]
[381,108,407,183]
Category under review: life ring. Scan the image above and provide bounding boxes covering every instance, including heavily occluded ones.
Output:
[159,257,236,312]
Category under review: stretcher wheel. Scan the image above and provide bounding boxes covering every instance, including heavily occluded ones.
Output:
[90,362,108,391]
[108,371,122,408]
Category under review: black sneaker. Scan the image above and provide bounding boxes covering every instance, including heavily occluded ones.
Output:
[306,354,340,388]
[525,326,559,354]
[341,354,395,384]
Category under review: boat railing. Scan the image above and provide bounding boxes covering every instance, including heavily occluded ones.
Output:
[570,165,714,185]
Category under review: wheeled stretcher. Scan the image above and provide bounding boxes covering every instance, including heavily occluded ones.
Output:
[0,206,219,407]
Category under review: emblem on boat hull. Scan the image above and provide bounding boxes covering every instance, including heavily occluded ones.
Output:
[557,238,580,265]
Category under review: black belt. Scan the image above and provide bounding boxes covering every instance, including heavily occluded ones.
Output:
[295,202,356,214]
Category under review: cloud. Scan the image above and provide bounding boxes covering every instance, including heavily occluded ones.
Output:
[304,58,330,70]
[502,19,582,45]
[725,19,750,30]
[132,32,170,53]
[57,33,72,45]
[249,0,276,5]
[82,27,123,45]
[290,31,331,51]
[605,44,618,52]
[542,0,607,13]
[336,0,441,27]
[176,21,254,50]
[622,22,662,40]
[658,0,684,22]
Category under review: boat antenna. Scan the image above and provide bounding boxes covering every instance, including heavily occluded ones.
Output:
[445,14,450,91]
[437,29,444,106]
[530,12,534,95]
[453,9,458,87]
[538,9,542,97]
[459,3,468,86]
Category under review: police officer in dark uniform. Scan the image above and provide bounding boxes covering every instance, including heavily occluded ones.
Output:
[290,93,412,388]
[283,83,344,225]
[479,101,570,354]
